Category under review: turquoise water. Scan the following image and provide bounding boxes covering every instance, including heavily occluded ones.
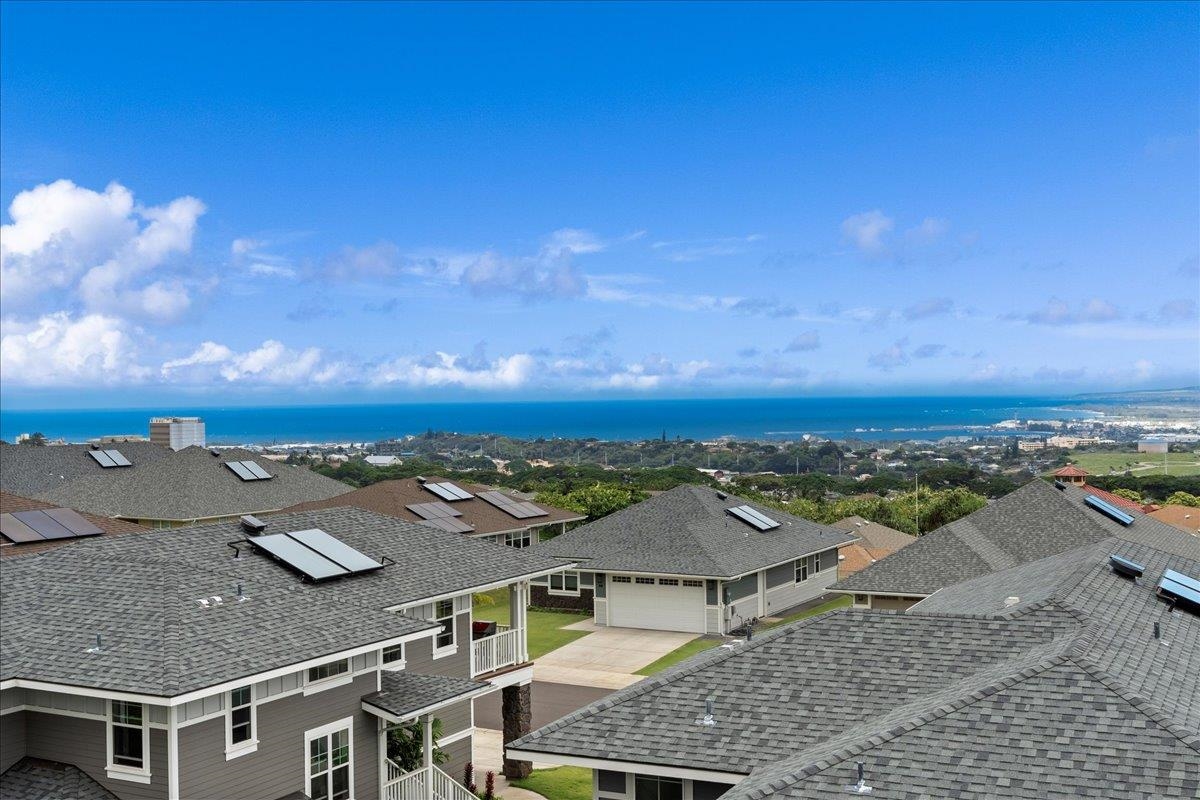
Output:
[0,396,1098,444]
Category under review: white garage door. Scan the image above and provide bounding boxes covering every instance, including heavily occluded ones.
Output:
[608,576,706,633]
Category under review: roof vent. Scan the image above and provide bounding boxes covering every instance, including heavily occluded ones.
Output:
[1109,554,1144,580]
[240,514,267,534]
[415,475,428,484]
[715,491,728,500]
[696,696,717,727]
[236,583,248,602]
[196,598,210,608]
[85,633,103,654]
[210,449,220,457]
[1053,480,1067,491]
[1004,596,1020,607]
[844,761,873,795]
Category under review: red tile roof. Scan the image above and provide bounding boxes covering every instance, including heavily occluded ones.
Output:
[1053,465,1089,477]
[1079,484,1150,514]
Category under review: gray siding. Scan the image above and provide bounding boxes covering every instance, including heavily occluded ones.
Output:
[765,561,795,589]
[1,710,26,773]
[23,710,168,800]
[405,614,472,678]
[178,672,379,800]
[436,698,473,737]
[440,736,473,790]
[763,564,838,614]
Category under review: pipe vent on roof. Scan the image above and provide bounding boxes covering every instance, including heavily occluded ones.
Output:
[1004,596,1020,607]
[696,696,717,727]
[843,762,873,795]
[85,633,103,654]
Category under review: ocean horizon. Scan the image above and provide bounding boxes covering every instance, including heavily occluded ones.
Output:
[0,395,1102,445]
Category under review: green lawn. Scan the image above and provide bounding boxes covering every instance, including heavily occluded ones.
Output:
[759,595,852,630]
[635,637,722,676]
[472,590,591,660]
[510,766,592,800]
[1061,451,1200,477]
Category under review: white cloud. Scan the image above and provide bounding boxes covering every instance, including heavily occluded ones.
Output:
[544,228,606,255]
[784,331,821,352]
[0,312,151,385]
[867,338,910,371]
[902,297,953,321]
[841,210,894,254]
[650,234,764,263]
[905,217,950,245]
[231,237,262,255]
[161,339,345,384]
[1,179,205,321]
[374,351,535,390]
[1018,297,1121,326]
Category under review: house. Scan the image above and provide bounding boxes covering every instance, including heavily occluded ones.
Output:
[829,516,915,578]
[507,502,1200,799]
[0,442,353,527]
[364,455,400,467]
[283,477,585,549]
[0,506,573,799]
[534,485,857,634]
[831,478,1184,611]
[1149,505,1200,536]
[1050,465,1152,512]
[0,491,148,558]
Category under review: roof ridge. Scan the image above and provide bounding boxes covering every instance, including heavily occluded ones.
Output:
[735,640,1079,799]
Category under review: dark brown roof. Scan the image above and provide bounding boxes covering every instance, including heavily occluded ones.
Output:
[280,477,584,534]
[831,516,916,551]
[0,492,148,559]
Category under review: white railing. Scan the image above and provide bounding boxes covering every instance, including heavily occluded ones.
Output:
[495,622,511,633]
[471,626,524,675]
[383,761,477,800]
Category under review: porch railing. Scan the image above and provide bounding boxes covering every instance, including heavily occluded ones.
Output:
[471,626,524,675]
[383,760,477,800]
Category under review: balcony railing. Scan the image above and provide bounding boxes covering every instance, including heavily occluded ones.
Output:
[383,760,477,800]
[471,626,524,676]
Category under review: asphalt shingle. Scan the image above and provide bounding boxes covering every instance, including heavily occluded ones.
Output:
[362,671,491,720]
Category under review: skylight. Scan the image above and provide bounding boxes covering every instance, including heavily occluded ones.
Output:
[727,505,781,531]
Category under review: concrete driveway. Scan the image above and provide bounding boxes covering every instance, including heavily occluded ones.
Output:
[534,621,698,689]
[475,681,613,731]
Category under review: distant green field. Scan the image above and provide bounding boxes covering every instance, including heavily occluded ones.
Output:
[1061,451,1200,477]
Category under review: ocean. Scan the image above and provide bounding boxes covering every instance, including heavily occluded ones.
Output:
[0,396,1100,445]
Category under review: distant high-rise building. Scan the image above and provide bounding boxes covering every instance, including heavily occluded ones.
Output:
[150,416,206,450]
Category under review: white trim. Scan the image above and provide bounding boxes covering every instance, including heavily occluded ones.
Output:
[106,699,152,784]
[0,627,434,706]
[830,589,932,598]
[167,705,180,800]
[303,716,355,800]
[1,704,107,722]
[480,663,533,690]
[387,564,579,612]
[224,683,259,760]
[439,726,474,746]
[503,750,745,784]
[548,569,581,596]
[303,659,353,697]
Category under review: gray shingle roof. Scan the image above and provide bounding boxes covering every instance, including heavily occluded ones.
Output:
[831,479,1194,595]
[0,758,119,800]
[1,507,571,696]
[538,484,856,578]
[362,671,491,720]
[2,443,352,521]
[511,501,1200,800]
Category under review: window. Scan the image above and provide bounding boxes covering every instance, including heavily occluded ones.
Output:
[382,643,405,665]
[307,659,349,684]
[634,775,683,800]
[598,769,627,794]
[693,781,734,800]
[505,529,532,548]
[612,575,631,583]
[549,570,580,595]
[635,577,655,585]
[682,579,704,588]
[853,594,869,606]
[706,579,718,605]
[595,573,606,598]
[796,557,809,583]
[435,598,455,650]
[658,578,679,586]
[229,686,253,744]
[108,700,150,781]
[307,721,352,800]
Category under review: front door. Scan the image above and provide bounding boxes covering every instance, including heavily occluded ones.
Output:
[306,718,353,800]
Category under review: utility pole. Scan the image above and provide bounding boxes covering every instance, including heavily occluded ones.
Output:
[915,473,920,534]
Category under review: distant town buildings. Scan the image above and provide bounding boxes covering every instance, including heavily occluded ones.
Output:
[149,415,205,450]
[1045,435,1113,448]
[1138,438,1170,454]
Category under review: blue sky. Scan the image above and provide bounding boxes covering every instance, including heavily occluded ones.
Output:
[1,1,1197,407]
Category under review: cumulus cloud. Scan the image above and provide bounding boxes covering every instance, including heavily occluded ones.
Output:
[785,331,821,352]
[841,210,894,254]
[867,339,910,371]
[1017,297,1121,326]
[903,297,953,321]
[0,312,152,385]
[544,228,606,255]
[374,350,535,390]
[161,339,346,385]
[1,179,205,322]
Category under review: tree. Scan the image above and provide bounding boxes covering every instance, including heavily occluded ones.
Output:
[1165,491,1200,507]
[535,483,647,520]
[1111,488,1143,503]
[19,432,47,446]
[387,717,448,771]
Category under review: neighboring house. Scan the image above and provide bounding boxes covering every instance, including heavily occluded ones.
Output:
[0,491,148,558]
[1149,505,1200,536]
[0,506,572,799]
[831,478,1176,611]
[364,455,400,467]
[535,485,857,634]
[829,516,916,579]
[282,477,585,549]
[0,442,353,527]
[1050,465,1152,512]
[508,503,1200,800]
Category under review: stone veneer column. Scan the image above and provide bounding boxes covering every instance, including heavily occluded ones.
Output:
[501,683,533,779]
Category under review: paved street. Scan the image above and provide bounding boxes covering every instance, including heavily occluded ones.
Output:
[474,680,614,731]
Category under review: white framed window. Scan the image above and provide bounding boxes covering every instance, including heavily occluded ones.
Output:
[658,578,679,586]
[796,553,821,583]
[304,658,351,695]
[505,529,532,548]
[382,643,405,668]
[304,717,353,800]
[635,576,655,585]
[682,579,704,588]
[434,598,456,654]
[612,575,631,583]
[549,570,580,596]
[853,594,870,607]
[107,700,150,783]
[634,774,683,800]
[225,685,257,759]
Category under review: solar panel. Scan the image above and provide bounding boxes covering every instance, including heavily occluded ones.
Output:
[424,481,473,502]
[289,528,384,574]
[727,505,780,531]
[1084,495,1135,526]
[1163,569,1200,594]
[1158,569,1200,611]
[419,516,476,534]
[0,513,43,544]
[39,508,103,538]
[243,460,273,480]
[442,482,473,500]
[226,460,268,481]
[250,533,349,581]
[477,490,548,519]
[408,502,463,519]
[88,449,117,468]
[105,449,132,467]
